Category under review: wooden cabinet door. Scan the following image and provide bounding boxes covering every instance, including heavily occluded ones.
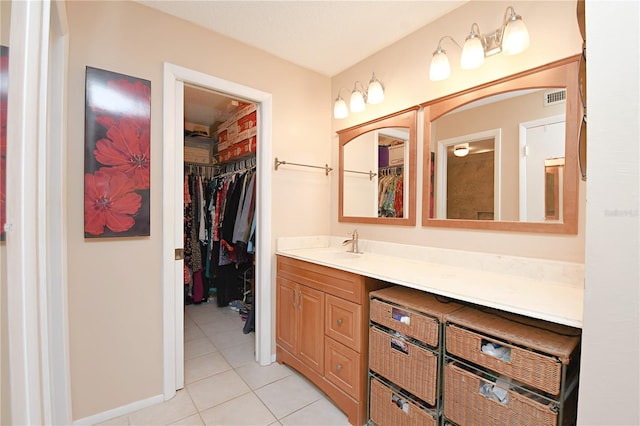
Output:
[297,284,325,375]
[276,277,297,355]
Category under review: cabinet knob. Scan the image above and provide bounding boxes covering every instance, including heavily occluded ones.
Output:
[337,319,343,326]
[336,363,342,371]
[291,289,296,308]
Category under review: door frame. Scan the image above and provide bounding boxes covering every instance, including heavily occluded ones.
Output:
[162,63,273,399]
[435,129,502,220]
[518,114,564,221]
[5,0,72,424]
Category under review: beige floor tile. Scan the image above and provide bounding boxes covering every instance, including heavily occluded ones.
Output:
[187,369,251,411]
[185,337,217,360]
[199,392,276,426]
[279,398,349,426]
[184,351,233,384]
[220,340,256,368]
[168,413,205,425]
[128,390,197,426]
[184,324,206,342]
[207,327,254,350]
[254,375,322,419]
[95,414,130,425]
[236,361,293,390]
[199,316,244,337]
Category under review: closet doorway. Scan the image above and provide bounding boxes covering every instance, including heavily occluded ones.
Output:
[162,63,273,399]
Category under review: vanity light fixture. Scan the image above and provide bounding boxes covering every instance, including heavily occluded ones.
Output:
[429,6,530,81]
[453,143,470,157]
[333,73,385,118]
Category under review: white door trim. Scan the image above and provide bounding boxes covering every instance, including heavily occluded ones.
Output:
[44,1,73,423]
[162,63,273,399]
[6,0,71,424]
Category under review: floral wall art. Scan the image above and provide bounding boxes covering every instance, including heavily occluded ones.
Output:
[84,66,151,238]
[1,45,8,242]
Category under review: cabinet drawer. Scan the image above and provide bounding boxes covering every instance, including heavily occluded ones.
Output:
[370,376,437,426]
[277,256,364,303]
[446,324,563,395]
[370,298,439,347]
[326,294,361,352]
[444,362,559,426]
[325,337,360,399]
[369,326,438,406]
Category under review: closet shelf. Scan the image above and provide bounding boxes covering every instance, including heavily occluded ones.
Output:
[274,157,333,176]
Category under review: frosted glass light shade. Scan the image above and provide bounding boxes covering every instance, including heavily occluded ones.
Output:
[502,16,530,55]
[461,36,485,69]
[366,77,384,104]
[334,96,348,119]
[453,143,469,157]
[430,49,451,81]
[350,89,366,112]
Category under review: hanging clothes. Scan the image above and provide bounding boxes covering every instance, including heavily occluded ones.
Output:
[378,166,404,218]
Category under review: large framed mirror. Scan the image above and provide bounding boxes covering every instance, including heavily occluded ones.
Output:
[338,107,418,226]
[422,56,581,233]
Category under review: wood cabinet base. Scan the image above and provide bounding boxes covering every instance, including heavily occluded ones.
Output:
[276,256,391,426]
[277,345,363,426]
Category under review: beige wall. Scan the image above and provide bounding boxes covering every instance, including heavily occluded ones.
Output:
[331,1,585,262]
[66,1,331,419]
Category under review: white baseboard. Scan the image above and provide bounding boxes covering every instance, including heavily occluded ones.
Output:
[72,394,164,425]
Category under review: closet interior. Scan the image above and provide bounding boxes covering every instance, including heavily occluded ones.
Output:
[183,84,257,335]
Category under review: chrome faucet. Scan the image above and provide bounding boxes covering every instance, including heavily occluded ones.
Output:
[342,229,360,253]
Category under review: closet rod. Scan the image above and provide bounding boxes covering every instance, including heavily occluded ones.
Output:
[378,165,403,176]
[274,157,332,176]
[344,169,377,180]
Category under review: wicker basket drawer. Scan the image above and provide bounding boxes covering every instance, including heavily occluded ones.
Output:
[370,298,439,347]
[446,324,563,395]
[444,362,559,426]
[369,376,437,426]
[369,326,438,405]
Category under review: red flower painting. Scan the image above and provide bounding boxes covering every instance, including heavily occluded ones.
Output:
[84,169,142,235]
[94,116,150,190]
[84,67,151,237]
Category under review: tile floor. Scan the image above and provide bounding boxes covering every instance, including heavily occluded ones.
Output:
[98,301,351,426]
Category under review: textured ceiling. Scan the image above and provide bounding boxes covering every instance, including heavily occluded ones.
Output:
[135,1,467,77]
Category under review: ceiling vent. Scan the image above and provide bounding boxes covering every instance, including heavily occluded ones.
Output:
[543,89,566,106]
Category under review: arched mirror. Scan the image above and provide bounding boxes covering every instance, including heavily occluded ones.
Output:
[338,107,418,226]
[422,56,581,233]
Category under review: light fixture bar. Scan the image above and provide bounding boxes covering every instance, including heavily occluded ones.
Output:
[333,73,385,118]
[429,6,530,81]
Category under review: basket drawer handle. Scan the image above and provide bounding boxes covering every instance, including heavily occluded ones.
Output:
[480,339,511,363]
[392,394,410,413]
[390,336,409,355]
[391,307,411,325]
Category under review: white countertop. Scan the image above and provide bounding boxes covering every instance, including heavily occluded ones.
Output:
[276,236,584,328]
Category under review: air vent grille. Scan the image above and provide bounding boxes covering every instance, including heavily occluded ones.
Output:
[544,89,566,106]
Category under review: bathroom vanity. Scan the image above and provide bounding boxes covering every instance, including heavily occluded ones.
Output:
[275,255,390,426]
[275,236,583,425]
